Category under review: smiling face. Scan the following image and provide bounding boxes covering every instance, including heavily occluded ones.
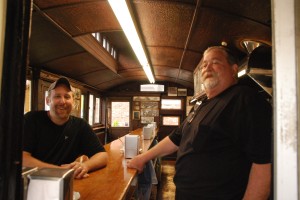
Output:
[46,84,74,125]
[200,47,238,98]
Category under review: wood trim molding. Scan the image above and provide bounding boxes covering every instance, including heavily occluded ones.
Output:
[73,34,118,73]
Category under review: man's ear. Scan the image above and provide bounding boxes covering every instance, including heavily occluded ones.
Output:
[232,64,238,75]
[46,96,51,106]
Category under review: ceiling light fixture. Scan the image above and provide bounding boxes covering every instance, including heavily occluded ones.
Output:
[108,0,155,83]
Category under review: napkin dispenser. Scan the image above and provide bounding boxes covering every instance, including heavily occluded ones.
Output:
[143,125,154,140]
[125,135,140,158]
[27,168,74,200]
[22,167,38,200]
[151,122,157,129]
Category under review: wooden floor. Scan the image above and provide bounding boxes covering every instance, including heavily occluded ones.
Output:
[151,159,176,200]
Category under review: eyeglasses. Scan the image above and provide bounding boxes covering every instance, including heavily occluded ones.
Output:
[187,100,203,123]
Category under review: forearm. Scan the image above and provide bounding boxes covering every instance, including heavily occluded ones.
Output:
[83,152,108,172]
[22,151,59,168]
[127,136,178,172]
[243,163,271,200]
[140,136,178,162]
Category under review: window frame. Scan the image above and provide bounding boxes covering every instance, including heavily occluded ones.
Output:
[88,93,102,126]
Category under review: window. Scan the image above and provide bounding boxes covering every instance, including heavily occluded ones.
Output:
[92,32,117,60]
[111,101,130,127]
[88,95,101,125]
[161,99,182,110]
[94,97,101,123]
[96,33,101,42]
[24,80,31,113]
[92,32,101,43]
[113,49,117,59]
[162,116,180,126]
[106,41,110,52]
[88,94,94,125]
[80,94,85,118]
[111,47,114,56]
[103,37,106,49]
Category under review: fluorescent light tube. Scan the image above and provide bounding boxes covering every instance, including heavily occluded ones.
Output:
[108,0,155,83]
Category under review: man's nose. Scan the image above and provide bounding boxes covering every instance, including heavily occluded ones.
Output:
[202,62,213,71]
[59,97,66,103]
[206,61,213,69]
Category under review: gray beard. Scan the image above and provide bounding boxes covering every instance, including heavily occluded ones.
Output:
[203,78,219,90]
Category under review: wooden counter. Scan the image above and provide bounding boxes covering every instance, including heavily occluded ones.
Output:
[73,128,157,200]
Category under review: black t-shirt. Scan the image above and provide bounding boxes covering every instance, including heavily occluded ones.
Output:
[23,111,105,165]
[169,84,272,199]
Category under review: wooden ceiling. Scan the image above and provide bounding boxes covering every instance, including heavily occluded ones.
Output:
[29,0,271,92]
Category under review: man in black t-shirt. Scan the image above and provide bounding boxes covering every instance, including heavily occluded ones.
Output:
[23,77,108,179]
[127,46,272,199]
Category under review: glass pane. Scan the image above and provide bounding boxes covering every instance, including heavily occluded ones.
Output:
[97,33,101,42]
[103,38,106,48]
[89,94,94,125]
[111,47,114,56]
[161,99,182,109]
[111,101,130,127]
[80,94,84,118]
[106,41,110,52]
[94,97,100,123]
[24,80,31,113]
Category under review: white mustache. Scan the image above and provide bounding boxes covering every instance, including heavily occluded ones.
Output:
[201,71,217,81]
